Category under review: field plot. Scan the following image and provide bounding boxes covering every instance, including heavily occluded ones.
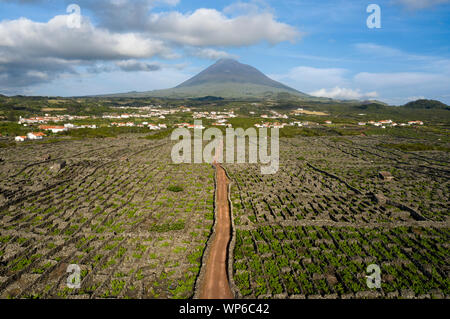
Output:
[0,136,215,299]
[226,135,449,299]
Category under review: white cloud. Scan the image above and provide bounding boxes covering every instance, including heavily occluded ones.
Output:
[354,71,450,103]
[0,15,173,60]
[26,70,49,80]
[146,9,301,46]
[115,60,161,72]
[73,1,300,46]
[31,66,192,97]
[188,48,238,60]
[0,14,175,90]
[406,95,426,101]
[310,87,378,100]
[276,64,450,103]
[0,2,301,92]
[73,0,179,32]
[274,66,379,100]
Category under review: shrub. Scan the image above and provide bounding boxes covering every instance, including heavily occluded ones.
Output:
[167,185,183,193]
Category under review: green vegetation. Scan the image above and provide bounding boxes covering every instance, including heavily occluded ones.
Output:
[63,126,149,139]
[150,220,185,232]
[0,90,448,300]
[144,129,174,140]
[0,122,31,137]
[10,254,42,272]
[403,99,448,110]
[167,185,184,193]
[229,136,449,298]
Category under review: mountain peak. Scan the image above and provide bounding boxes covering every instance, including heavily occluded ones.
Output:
[215,58,239,64]
[110,59,310,99]
[217,57,237,61]
[176,59,299,93]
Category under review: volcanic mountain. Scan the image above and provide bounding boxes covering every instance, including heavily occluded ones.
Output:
[111,59,309,99]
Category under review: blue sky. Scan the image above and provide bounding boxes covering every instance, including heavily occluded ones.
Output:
[0,0,449,104]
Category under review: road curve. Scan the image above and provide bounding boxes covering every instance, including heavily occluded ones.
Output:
[198,162,234,299]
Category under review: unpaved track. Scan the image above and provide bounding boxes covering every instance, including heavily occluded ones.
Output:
[198,162,234,299]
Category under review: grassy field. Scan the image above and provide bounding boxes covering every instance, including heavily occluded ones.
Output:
[225,134,449,298]
[0,136,215,299]
[0,96,448,299]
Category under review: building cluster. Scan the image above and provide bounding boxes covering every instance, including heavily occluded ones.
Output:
[15,132,46,142]
[192,111,236,128]
[261,111,289,119]
[111,105,192,111]
[211,119,232,128]
[102,109,176,120]
[358,120,424,128]
[14,123,100,142]
[175,123,206,130]
[19,107,182,126]
[38,124,97,132]
[110,105,163,110]
[254,121,318,129]
[109,122,167,130]
[18,115,90,125]
[192,111,236,120]
[15,107,180,142]
[38,125,67,133]
[254,122,288,129]
[179,106,192,112]
[107,106,190,117]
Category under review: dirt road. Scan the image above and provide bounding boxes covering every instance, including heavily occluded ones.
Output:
[198,162,234,299]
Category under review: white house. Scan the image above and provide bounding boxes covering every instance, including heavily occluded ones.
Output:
[39,125,67,133]
[148,124,161,130]
[64,123,76,129]
[27,132,44,140]
[188,124,205,129]
[15,136,26,142]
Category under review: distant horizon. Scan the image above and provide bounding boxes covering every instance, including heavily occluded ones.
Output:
[0,57,446,107]
[0,0,449,104]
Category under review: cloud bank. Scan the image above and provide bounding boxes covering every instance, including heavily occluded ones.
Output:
[310,87,378,100]
[0,0,300,92]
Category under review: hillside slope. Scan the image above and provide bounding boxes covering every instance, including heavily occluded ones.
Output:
[106,59,310,99]
[403,99,449,110]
